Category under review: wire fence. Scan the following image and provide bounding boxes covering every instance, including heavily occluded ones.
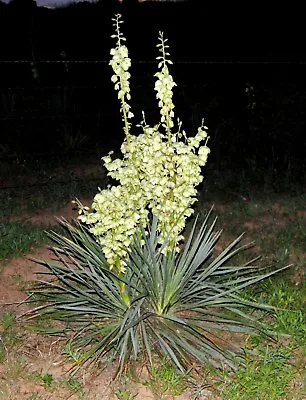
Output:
[1,60,306,64]
[1,58,305,164]
[1,58,303,107]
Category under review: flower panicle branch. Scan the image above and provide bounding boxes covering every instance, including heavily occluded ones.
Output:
[154,31,176,139]
[110,14,133,138]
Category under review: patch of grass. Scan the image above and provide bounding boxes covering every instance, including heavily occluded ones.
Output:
[0,220,68,264]
[144,361,188,397]
[0,314,29,397]
[0,156,105,217]
[115,389,137,400]
[188,363,220,400]
[219,346,296,400]
[275,217,306,253]
[254,216,306,265]
[238,277,305,353]
[64,377,84,394]
[26,394,41,400]
[11,273,24,286]
[190,195,305,399]
[0,221,49,262]
[113,369,138,400]
[0,311,23,362]
[1,311,16,331]
[0,356,28,381]
[259,279,306,345]
[40,372,54,388]
[28,372,87,398]
[30,371,55,389]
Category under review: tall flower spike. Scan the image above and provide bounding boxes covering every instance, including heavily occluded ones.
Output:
[110,14,133,138]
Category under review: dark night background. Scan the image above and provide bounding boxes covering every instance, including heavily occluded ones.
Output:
[1,0,306,192]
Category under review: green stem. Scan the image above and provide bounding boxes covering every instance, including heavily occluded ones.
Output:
[119,281,131,307]
[160,34,172,140]
[115,15,121,47]
[116,258,131,307]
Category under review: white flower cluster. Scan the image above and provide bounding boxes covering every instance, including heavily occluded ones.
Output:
[110,46,131,102]
[78,184,148,271]
[78,14,210,272]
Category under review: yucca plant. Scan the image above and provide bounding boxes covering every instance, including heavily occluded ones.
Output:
[25,211,288,376]
[24,15,290,378]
